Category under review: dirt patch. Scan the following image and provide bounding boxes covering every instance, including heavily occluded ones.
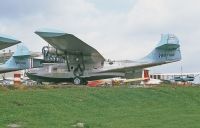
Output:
[7,124,21,128]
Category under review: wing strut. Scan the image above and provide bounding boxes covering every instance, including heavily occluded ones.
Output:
[65,52,70,72]
[81,53,85,71]
[73,53,85,77]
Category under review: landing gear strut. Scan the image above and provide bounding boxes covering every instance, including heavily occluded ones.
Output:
[72,54,88,85]
[73,64,83,77]
[65,52,88,85]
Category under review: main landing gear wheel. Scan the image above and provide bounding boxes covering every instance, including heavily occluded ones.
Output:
[73,77,88,85]
[73,77,82,85]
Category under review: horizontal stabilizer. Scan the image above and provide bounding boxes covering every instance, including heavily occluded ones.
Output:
[0,34,21,50]
[156,43,180,50]
[156,34,180,50]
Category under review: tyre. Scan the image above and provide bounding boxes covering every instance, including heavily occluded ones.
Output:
[73,77,82,85]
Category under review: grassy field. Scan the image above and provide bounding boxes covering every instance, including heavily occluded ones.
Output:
[1,85,200,128]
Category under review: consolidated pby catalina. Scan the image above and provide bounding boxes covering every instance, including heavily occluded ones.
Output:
[26,29,182,85]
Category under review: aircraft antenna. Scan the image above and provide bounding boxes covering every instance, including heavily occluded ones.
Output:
[180,61,183,77]
[181,66,182,76]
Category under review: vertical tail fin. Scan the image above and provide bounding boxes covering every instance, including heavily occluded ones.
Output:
[5,44,31,69]
[143,34,181,63]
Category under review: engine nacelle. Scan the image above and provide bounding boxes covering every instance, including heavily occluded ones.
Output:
[48,47,64,55]
[42,46,65,56]
[42,46,65,63]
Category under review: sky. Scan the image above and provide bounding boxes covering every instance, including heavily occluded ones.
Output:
[0,0,200,75]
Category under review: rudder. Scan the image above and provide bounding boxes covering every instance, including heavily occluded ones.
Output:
[143,34,181,63]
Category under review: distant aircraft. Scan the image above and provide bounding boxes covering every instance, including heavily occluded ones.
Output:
[0,35,41,74]
[151,72,200,83]
[0,73,32,86]
[174,76,194,82]
[87,69,152,86]
[0,75,14,85]
[26,29,182,85]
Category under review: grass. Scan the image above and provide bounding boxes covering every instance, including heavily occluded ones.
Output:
[0,85,200,128]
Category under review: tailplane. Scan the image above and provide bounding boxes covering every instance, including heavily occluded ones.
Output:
[143,34,181,63]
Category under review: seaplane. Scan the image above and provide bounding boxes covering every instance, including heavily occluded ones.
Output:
[26,29,182,85]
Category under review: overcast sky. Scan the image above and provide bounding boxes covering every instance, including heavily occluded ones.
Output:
[0,0,200,74]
